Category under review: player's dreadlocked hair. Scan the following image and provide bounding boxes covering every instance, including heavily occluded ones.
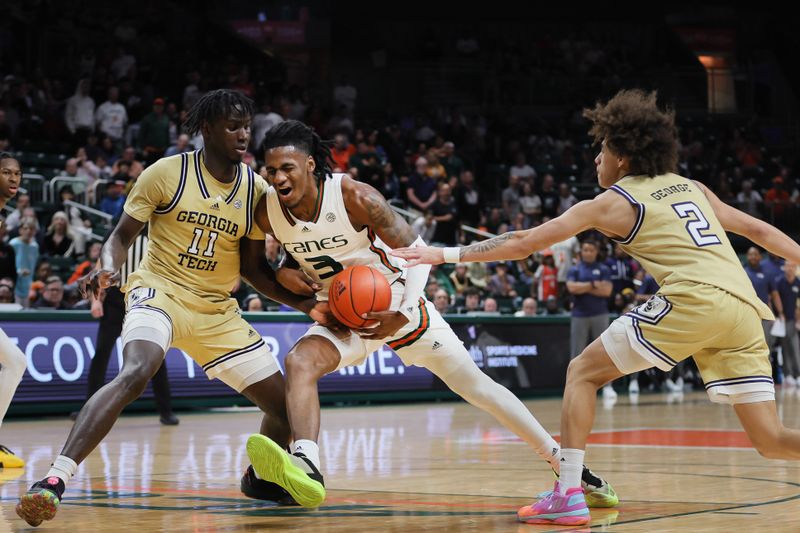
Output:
[260,120,333,183]
[583,89,679,178]
[182,89,255,136]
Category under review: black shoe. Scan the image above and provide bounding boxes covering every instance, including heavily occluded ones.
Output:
[16,476,66,526]
[240,465,298,505]
[159,413,179,425]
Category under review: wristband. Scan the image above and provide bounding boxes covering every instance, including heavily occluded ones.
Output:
[442,247,461,263]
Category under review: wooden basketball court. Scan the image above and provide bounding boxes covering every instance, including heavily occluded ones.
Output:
[2,390,799,531]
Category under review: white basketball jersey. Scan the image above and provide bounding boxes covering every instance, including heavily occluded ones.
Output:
[266,173,404,300]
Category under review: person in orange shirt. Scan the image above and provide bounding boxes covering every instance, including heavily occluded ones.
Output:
[329,133,356,172]
[765,176,790,217]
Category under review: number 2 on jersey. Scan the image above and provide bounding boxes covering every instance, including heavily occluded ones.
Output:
[187,227,218,257]
[671,201,721,247]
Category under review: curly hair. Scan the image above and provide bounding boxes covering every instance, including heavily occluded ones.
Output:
[583,89,679,178]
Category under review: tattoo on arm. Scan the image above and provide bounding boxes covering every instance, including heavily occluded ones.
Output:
[460,232,521,260]
[363,188,417,247]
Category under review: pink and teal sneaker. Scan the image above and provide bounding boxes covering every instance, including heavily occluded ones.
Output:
[518,481,590,525]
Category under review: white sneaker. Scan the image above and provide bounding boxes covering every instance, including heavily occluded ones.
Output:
[602,385,618,400]
[666,390,684,404]
[628,379,640,394]
[665,378,682,392]
[786,375,797,388]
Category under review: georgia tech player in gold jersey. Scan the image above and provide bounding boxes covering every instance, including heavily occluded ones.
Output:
[17,90,335,527]
[393,90,800,526]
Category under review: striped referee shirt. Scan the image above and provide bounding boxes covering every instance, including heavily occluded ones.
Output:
[120,233,148,286]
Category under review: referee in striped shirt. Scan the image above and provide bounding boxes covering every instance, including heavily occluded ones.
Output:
[76,232,178,425]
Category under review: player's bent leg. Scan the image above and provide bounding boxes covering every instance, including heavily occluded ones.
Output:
[241,372,291,448]
[734,400,800,460]
[0,328,28,468]
[239,373,298,504]
[519,338,625,525]
[17,309,171,527]
[561,338,625,451]
[284,335,341,442]
[246,334,340,508]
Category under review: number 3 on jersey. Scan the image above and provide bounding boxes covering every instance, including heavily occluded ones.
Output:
[307,254,343,279]
[187,227,218,257]
[672,201,721,247]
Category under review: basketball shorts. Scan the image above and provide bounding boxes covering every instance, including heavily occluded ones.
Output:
[601,281,774,405]
[122,285,279,392]
[303,284,472,376]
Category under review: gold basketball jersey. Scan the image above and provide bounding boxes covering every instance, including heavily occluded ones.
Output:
[609,173,773,320]
[123,150,266,304]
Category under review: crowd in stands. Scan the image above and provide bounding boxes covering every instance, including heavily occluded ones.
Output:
[2,27,799,318]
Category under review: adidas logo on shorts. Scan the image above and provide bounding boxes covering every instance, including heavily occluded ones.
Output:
[248,329,257,338]
[432,341,442,350]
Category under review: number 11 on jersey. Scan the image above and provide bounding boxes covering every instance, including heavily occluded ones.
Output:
[187,227,219,257]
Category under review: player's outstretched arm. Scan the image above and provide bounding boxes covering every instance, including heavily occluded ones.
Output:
[80,213,145,298]
[696,180,800,263]
[392,198,610,266]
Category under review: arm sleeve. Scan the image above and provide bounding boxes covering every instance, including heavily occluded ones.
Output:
[398,235,432,321]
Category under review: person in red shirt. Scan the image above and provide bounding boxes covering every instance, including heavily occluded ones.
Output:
[765,176,790,217]
[534,249,558,302]
[329,133,356,172]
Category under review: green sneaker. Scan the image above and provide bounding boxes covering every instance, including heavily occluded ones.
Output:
[539,465,620,508]
[581,465,619,508]
[246,434,326,508]
[584,479,619,508]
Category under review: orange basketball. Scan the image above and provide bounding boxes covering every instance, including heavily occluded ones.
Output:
[328,265,392,329]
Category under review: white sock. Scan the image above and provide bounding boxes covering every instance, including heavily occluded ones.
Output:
[46,455,78,485]
[549,446,562,474]
[0,330,27,427]
[434,359,560,468]
[558,448,584,494]
[292,439,320,470]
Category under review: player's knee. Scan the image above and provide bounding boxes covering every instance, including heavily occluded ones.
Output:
[566,356,599,386]
[567,351,617,388]
[285,350,330,380]
[115,361,158,400]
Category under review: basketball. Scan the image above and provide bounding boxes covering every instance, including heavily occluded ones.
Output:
[328,265,392,329]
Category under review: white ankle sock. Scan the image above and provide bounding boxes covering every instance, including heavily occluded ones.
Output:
[46,455,78,485]
[292,439,320,470]
[558,448,584,494]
